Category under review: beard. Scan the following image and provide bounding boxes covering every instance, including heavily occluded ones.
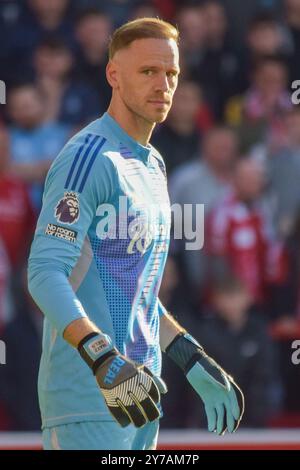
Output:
[122,95,171,125]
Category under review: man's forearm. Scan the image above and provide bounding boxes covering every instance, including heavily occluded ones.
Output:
[160,311,185,353]
[63,317,103,348]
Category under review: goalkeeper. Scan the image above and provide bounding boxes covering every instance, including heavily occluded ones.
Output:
[28,17,244,450]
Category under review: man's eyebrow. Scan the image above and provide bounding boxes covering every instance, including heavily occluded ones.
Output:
[139,65,158,69]
[138,64,180,72]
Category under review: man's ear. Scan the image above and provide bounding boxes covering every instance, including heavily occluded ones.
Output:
[106,60,119,89]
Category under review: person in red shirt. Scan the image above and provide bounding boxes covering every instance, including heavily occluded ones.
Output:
[0,235,14,430]
[207,157,281,305]
[0,126,38,430]
[0,236,10,334]
[0,126,36,269]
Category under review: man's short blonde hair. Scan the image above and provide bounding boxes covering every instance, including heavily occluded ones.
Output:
[108,17,179,59]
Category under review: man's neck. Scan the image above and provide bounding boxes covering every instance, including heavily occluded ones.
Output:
[107,101,155,146]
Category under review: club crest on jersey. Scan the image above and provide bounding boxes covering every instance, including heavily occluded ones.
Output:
[55,192,80,225]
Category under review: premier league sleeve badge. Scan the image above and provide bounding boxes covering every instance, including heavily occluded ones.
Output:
[55,192,80,225]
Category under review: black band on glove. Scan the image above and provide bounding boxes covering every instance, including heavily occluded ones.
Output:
[77,331,117,374]
[165,332,204,374]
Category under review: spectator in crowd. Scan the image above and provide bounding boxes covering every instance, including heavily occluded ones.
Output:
[0,236,11,335]
[222,0,282,43]
[0,126,39,432]
[74,8,112,111]
[0,125,36,269]
[130,2,160,20]
[159,257,195,331]
[26,0,72,38]
[226,56,291,152]
[151,0,177,20]
[176,4,208,76]
[159,257,199,428]
[206,157,279,307]
[267,107,300,236]
[0,1,26,83]
[90,0,143,28]
[237,12,291,93]
[2,0,74,82]
[33,36,102,127]
[169,126,238,295]
[152,80,210,173]
[0,262,42,431]
[193,0,240,119]
[7,82,70,212]
[270,209,300,327]
[0,236,14,430]
[285,0,300,82]
[0,125,41,432]
[247,13,290,61]
[268,209,300,416]
[196,276,282,427]
[203,0,229,47]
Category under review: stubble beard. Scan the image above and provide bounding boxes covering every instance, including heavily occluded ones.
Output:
[123,96,170,125]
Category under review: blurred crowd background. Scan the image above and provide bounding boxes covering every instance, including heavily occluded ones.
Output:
[0,0,300,432]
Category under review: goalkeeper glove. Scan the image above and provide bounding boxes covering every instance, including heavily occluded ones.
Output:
[78,332,167,428]
[166,332,244,435]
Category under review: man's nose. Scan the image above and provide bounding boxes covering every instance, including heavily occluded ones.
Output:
[154,73,170,93]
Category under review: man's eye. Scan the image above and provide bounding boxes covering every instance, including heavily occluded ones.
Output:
[143,70,153,76]
[167,71,177,78]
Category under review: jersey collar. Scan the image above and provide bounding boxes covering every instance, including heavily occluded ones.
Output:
[101,112,152,163]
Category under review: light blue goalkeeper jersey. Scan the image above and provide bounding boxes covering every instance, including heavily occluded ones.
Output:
[28,112,171,428]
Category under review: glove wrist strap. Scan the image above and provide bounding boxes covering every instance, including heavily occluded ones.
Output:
[165,332,204,375]
[78,332,117,375]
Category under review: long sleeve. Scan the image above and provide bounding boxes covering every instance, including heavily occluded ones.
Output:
[28,133,117,336]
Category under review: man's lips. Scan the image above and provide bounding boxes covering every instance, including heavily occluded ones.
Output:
[148,100,170,105]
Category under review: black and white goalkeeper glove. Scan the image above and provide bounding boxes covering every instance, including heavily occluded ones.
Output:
[78,332,167,428]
